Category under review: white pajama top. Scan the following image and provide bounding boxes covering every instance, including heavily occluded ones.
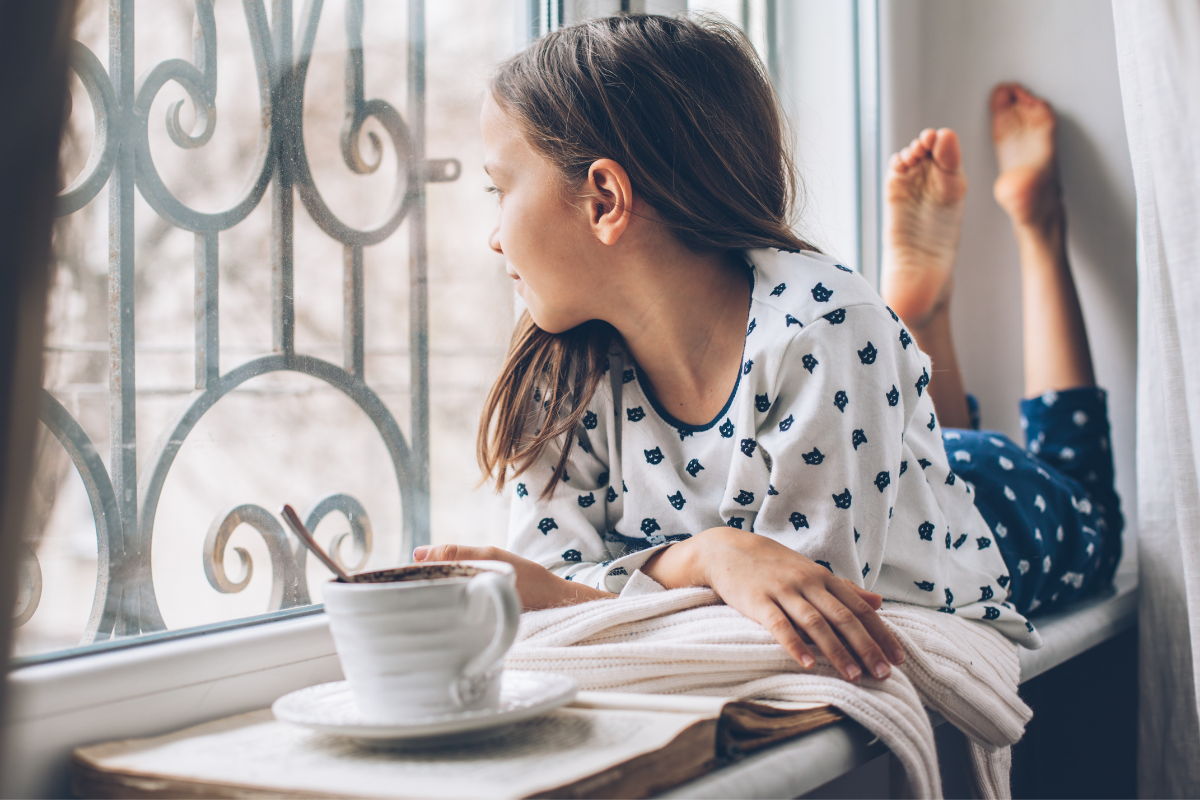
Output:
[506,248,1038,646]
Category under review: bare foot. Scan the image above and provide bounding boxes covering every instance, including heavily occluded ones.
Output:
[990,83,1063,231]
[881,127,968,331]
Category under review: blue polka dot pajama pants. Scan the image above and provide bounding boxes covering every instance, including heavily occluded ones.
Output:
[943,387,1123,616]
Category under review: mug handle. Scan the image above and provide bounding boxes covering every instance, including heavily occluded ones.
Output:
[452,570,521,707]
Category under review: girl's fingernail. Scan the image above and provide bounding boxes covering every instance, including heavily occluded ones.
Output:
[892,649,906,664]
[874,663,890,679]
[846,665,862,681]
[801,655,815,668]
[413,546,429,561]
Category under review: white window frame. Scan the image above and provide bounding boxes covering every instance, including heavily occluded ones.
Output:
[4,613,340,797]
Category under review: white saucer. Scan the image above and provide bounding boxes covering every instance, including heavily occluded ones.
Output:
[272,671,578,742]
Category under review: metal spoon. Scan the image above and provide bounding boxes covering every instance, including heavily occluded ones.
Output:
[280,504,356,583]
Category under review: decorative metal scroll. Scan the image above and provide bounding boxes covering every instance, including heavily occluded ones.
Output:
[14,542,43,630]
[203,492,373,609]
[26,0,457,640]
[204,503,303,611]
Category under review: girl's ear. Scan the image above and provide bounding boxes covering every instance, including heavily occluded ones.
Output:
[585,159,634,246]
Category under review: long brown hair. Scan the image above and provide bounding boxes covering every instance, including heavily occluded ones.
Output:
[479,13,819,497]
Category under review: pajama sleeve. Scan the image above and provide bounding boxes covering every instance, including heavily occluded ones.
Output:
[505,383,672,593]
[753,302,918,590]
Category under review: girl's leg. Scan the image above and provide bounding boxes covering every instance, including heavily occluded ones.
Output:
[880,127,972,428]
[990,83,1095,396]
[882,87,1122,615]
[989,84,1121,589]
[881,84,1096,423]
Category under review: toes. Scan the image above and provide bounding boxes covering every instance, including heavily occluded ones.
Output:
[993,82,1051,115]
[931,128,962,174]
[900,132,935,167]
[990,83,1018,114]
[1017,84,1055,118]
[1013,83,1040,106]
[893,128,955,173]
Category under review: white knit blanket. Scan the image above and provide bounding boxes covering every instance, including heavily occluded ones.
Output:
[506,587,1031,799]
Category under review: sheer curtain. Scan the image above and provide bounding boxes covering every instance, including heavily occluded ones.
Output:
[1112,0,1200,795]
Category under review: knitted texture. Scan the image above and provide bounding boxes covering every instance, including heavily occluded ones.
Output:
[506,588,1031,799]
[968,740,1013,800]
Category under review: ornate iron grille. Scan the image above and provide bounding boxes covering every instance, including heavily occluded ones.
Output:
[18,0,456,643]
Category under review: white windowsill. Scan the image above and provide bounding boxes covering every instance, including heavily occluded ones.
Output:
[2,613,343,798]
[664,566,1140,799]
[2,566,1138,799]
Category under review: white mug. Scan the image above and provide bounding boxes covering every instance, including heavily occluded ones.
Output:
[323,560,522,723]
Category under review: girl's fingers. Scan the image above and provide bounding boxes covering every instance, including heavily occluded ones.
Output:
[847,580,884,609]
[413,544,499,562]
[755,601,817,669]
[826,581,907,667]
[803,589,892,680]
[777,594,863,681]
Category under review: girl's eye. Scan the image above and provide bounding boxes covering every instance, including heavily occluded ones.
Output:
[485,185,501,196]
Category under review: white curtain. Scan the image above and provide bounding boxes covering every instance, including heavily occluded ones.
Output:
[1112,0,1200,795]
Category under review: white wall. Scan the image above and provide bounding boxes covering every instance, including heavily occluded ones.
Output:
[881,0,1138,545]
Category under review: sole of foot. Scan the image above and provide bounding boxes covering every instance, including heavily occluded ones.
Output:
[881,127,968,331]
[990,83,1064,231]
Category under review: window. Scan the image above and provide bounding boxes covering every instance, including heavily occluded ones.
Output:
[17,0,520,659]
[16,0,867,660]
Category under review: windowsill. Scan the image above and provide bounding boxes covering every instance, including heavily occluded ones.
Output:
[2,612,343,798]
[2,566,1139,799]
[661,565,1140,799]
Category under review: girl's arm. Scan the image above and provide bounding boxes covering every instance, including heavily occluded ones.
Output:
[640,528,904,682]
[414,533,902,683]
[414,543,614,610]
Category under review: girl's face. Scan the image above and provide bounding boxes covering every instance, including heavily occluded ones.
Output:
[481,93,604,334]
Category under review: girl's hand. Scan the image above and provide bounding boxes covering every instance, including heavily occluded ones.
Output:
[641,527,905,682]
[413,544,615,611]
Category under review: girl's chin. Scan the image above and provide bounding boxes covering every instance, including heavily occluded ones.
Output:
[526,306,574,334]
[518,290,585,334]
[534,320,585,335]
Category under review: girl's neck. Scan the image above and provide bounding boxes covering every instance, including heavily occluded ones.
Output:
[606,246,752,427]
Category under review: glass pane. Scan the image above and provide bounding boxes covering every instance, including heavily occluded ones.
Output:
[16,0,518,659]
[687,0,863,267]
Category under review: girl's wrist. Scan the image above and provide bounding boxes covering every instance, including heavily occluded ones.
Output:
[564,579,617,605]
[642,529,716,589]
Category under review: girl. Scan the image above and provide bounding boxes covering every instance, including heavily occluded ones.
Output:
[415,15,1122,684]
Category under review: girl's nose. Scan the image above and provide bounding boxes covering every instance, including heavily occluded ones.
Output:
[488,225,503,255]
